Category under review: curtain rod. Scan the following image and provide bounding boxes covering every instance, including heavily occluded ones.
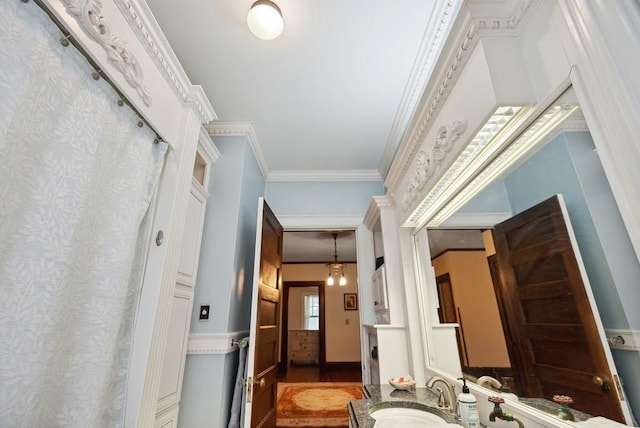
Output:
[26,0,164,144]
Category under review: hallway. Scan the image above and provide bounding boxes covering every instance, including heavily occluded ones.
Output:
[276,364,362,427]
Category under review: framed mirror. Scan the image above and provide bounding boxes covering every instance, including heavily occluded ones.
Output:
[421,87,639,423]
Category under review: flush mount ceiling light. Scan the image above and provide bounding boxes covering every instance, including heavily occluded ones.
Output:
[247,0,283,40]
[326,233,347,287]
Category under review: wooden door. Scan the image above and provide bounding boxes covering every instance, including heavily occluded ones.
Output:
[492,194,629,423]
[435,273,467,367]
[244,198,283,428]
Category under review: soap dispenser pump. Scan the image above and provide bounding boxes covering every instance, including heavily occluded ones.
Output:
[457,378,480,427]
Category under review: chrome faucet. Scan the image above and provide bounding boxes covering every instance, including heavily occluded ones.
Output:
[477,375,502,391]
[426,376,457,414]
[488,396,525,428]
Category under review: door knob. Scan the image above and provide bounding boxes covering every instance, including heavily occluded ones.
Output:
[256,377,266,389]
[592,375,611,391]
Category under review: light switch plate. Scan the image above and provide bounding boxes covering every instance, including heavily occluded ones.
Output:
[199,305,210,320]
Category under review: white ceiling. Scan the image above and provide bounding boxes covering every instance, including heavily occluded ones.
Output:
[146,0,442,180]
[146,0,452,262]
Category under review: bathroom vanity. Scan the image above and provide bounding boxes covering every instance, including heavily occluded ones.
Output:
[348,385,459,427]
[348,383,595,428]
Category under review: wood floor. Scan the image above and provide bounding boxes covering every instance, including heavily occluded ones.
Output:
[278,363,362,383]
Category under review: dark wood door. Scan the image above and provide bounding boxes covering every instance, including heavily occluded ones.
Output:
[245,198,282,428]
[492,194,627,422]
[436,273,467,367]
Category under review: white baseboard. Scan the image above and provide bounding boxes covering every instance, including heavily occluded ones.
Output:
[187,331,249,355]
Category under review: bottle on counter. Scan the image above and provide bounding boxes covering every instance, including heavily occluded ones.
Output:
[457,378,480,428]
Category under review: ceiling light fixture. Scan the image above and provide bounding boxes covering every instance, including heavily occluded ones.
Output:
[326,233,347,287]
[247,0,283,40]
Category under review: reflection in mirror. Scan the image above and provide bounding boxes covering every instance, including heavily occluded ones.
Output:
[424,88,638,423]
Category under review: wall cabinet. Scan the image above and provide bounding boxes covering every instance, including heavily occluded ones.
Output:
[362,196,411,384]
[288,330,319,364]
[154,133,216,426]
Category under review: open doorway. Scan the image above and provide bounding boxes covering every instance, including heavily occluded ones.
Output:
[279,230,362,382]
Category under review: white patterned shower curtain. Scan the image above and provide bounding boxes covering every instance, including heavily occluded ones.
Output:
[0,1,167,426]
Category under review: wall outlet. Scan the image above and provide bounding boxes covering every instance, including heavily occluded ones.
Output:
[199,305,210,320]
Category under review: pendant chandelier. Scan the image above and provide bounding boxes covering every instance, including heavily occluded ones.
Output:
[326,232,347,286]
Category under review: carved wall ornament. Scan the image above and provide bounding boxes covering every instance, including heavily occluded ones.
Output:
[386,22,479,194]
[402,119,467,212]
[62,0,152,106]
[433,120,467,162]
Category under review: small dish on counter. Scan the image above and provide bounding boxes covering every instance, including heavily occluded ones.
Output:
[389,376,416,390]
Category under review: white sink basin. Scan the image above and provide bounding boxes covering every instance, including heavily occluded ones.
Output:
[370,407,462,427]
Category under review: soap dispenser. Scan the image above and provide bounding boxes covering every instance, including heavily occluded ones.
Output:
[457,378,480,428]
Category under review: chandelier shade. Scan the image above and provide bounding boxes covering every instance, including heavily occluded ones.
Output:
[326,232,347,286]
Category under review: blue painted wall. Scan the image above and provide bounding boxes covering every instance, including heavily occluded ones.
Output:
[178,135,265,428]
[179,140,384,427]
[265,181,384,216]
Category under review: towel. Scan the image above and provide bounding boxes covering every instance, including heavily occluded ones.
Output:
[227,340,249,428]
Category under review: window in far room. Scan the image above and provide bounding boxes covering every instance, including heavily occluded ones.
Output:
[303,293,319,330]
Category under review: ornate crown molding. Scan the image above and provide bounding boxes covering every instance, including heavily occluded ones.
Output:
[473,0,538,36]
[204,121,270,179]
[61,0,152,106]
[113,0,217,123]
[401,120,467,211]
[378,0,464,179]
[385,16,479,196]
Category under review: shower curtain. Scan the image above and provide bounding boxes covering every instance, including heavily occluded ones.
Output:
[0,1,167,426]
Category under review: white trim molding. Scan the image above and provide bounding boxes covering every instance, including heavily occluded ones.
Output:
[278,215,364,231]
[114,0,217,123]
[378,0,464,178]
[60,0,153,106]
[204,121,270,180]
[472,0,540,36]
[187,331,250,355]
[605,329,640,352]
[441,212,512,228]
[385,14,479,195]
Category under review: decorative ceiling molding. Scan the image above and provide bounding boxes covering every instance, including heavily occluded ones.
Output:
[204,121,270,179]
[61,0,152,106]
[385,15,479,196]
[198,127,221,164]
[401,120,467,211]
[268,170,382,183]
[113,0,217,123]
[385,0,540,198]
[473,0,539,36]
[378,0,464,179]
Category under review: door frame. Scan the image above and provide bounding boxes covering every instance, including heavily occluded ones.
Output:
[277,216,372,380]
[280,281,326,372]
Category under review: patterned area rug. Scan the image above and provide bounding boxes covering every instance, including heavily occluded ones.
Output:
[276,382,363,427]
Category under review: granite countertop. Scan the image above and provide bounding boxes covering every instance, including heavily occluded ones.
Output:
[348,384,461,427]
[518,397,592,422]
